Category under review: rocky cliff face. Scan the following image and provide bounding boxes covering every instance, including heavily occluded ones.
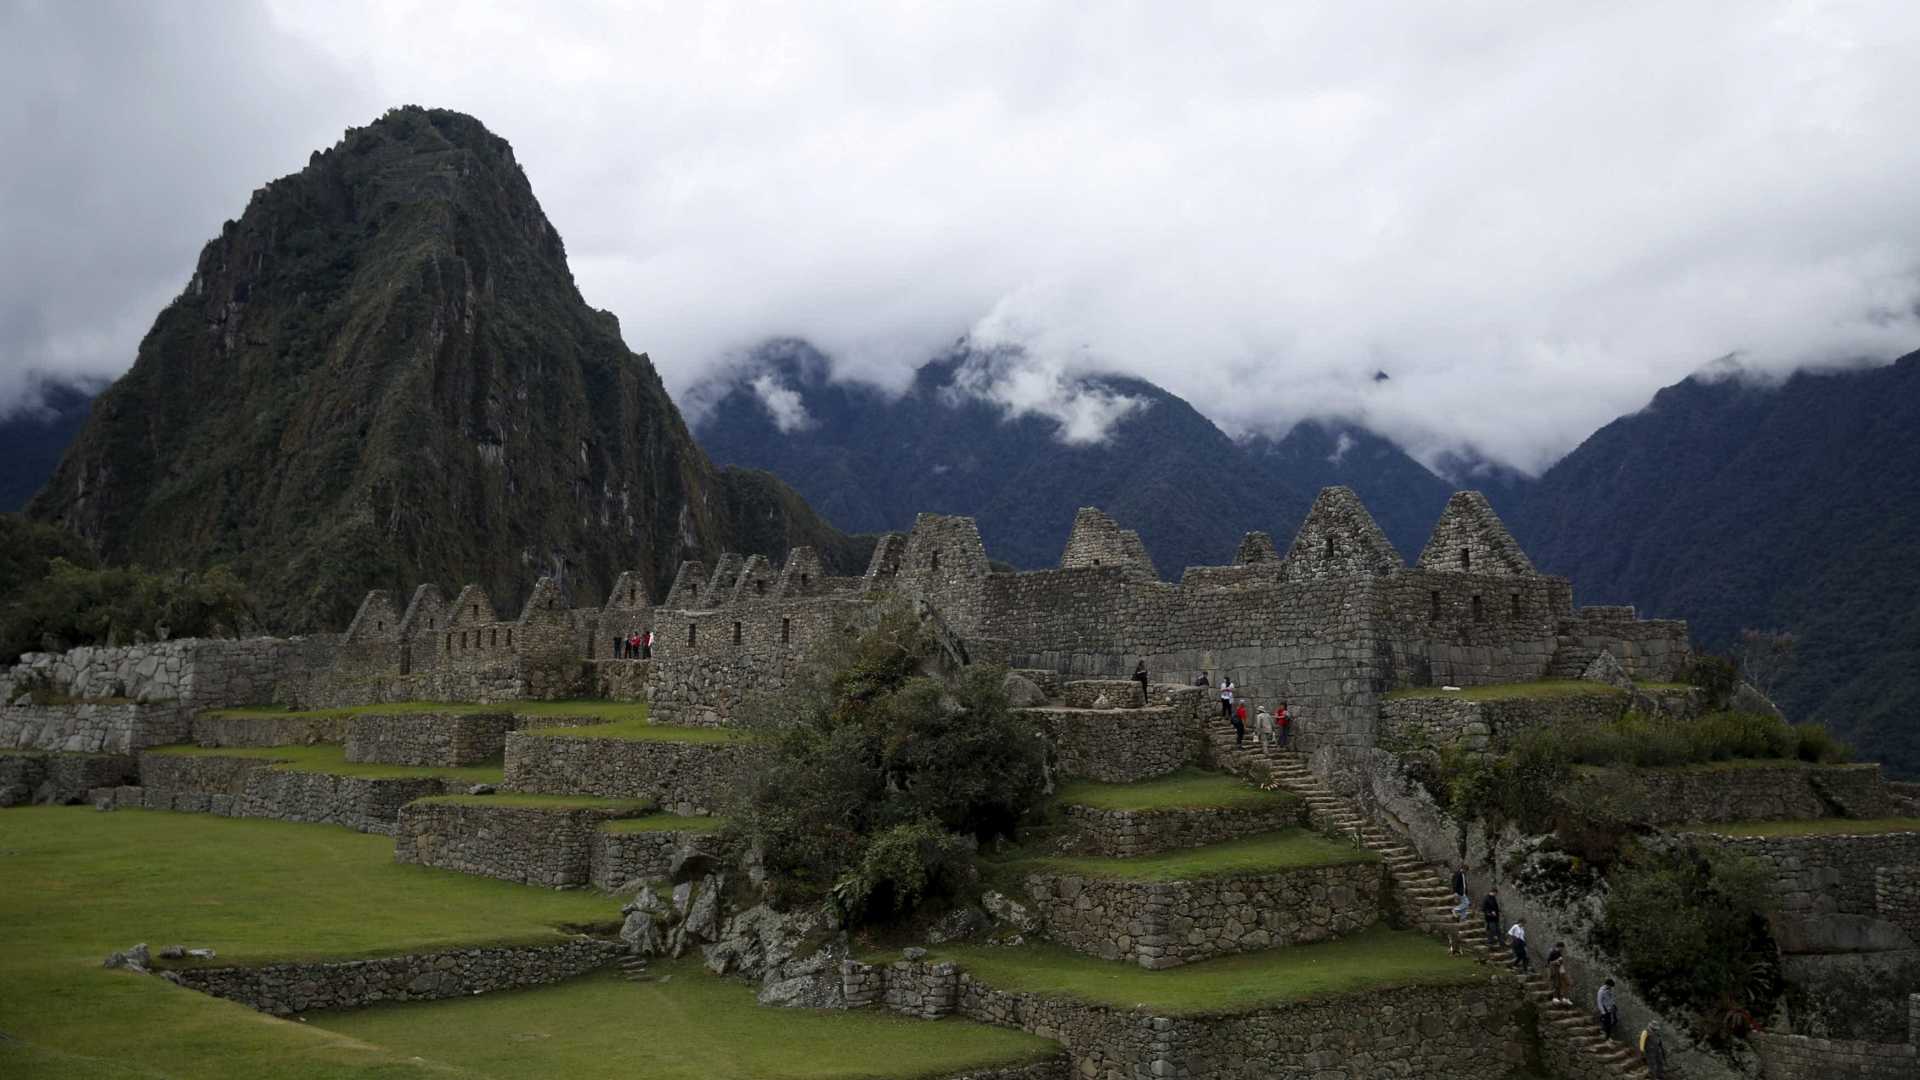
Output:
[30,108,866,631]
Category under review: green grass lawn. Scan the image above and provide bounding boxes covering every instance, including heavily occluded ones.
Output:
[1681,817,1920,837]
[206,699,653,722]
[0,805,621,1078]
[411,792,657,813]
[143,742,505,784]
[308,963,1056,1080]
[0,806,1053,1080]
[518,715,752,744]
[920,926,1480,1014]
[1007,830,1374,882]
[602,813,726,834]
[1385,680,1626,702]
[1056,767,1297,812]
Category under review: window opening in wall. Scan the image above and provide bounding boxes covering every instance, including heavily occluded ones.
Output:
[754,579,766,596]
[1093,558,1101,566]
[490,628,497,647]
[688,624,697,647]
[506,628,512,646]
[428,618,435,629]
[782,617,791,644]
[1511,593,1522,617]
[931,550,941,571]
[1325,537,1335,559]
[733,621,742,645]
[800,573,810,587]
[1429,591,1441,621]
[471,604,479,617]
[375,620,382,632]
[445,633,452,652]
[1460,548,1471,571]
[1471,594,1485,621]
[628,588,636,604]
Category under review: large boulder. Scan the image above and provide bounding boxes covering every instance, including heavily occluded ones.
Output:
[1580,650,1635,691]
[1002,673,1047,708]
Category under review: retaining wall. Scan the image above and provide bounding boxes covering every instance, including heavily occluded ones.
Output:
[1754,1027,1919,1080]
[0,702,190,753]
[843,958,1524,1080]
[1023,861,1381,968]
[1057,802,1305,858]
[1023,699,1203,784]
[0,751,137,806]
[591,826,729,891]
[168,939,623,1015]
[1688,830,1920,931]
[502,733,752,815]
[344,712,515,767]
[189,713,351,747]
[1569,763,1889,827]
[393,800,647,887]
[134,752,451,833]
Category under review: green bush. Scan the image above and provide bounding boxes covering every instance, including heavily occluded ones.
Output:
[0,557,257,664]
[733,604,1049,925]
[1686,654,1740,711]
[1595,842,1781,1034]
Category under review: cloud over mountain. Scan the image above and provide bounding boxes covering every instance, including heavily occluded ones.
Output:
[6,2,1920,470]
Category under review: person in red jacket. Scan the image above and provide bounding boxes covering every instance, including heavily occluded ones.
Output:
[1233,701,1249,749]
[1275,702,1291,749]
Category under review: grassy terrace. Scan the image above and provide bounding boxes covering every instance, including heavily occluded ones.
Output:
[411,792,657,813]
[602,813,726,833]
[911,927,1479,1014]
[205,699,654,721]
[0,807,1054,1080]
[1385,679,1626,702]
[1681,817,1920,838]
[142,743,505,785]
[1056,767,1296,812]
[308,962,1057,1080]
[517,715,751,744]
[1005,830,1374,883]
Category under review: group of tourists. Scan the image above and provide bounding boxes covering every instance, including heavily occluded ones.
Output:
[1188,670,1290,751]
[615,630,653,659]
[1455,868,1665,1076]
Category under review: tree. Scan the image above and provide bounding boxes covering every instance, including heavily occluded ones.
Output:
[1735,628,1798,700]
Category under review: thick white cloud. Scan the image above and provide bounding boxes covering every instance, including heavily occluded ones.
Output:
[747,373,813,433]
[4,1,1919,471]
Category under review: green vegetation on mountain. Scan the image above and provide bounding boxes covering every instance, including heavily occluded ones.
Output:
[27,107,869,634]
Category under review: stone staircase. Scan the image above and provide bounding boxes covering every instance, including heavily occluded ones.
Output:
[1201,715,1651,1079]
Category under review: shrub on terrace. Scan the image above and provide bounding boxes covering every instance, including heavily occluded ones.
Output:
[0,557,258,666]
[732,604,1049,925]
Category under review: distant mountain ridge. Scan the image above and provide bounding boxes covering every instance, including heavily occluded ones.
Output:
[692,339,1455,576]
[0,378,97,512]
[1503,352,1920,777]
[27,108,867,632]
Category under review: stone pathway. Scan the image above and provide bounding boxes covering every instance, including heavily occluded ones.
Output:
[1202,717,1651,1079]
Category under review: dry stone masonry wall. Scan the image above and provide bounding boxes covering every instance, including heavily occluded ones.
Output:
[502,732,752,815]
[393,800,648,887]
[590,826,729,891]
[134,752,451,833]
[344,712,514,767]
[1058,802,1305,858]
[1022,861,1381,968]
[0,751,137,806]
[168,939,623,1015]
[1690,831,1920,923]
[1573,763,1890,827]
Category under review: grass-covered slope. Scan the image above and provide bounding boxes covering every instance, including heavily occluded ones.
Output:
[0,806,1053,1080]
[27,107,868,633]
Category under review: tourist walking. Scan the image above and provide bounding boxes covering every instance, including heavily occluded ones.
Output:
[1194,671,1210,688]
[1547,942,1571,1004]
[1232,700,1248,749]
[1481,888,1502,950]
[1507,918,1530,972]
[1133,658,1150,704]
[1450,864,1471,919]
[1219,676,1235,722]
[1254,705,1274,751]
[1275,702,1291,749]
[1597,978,1618,1039]
[642,629,654,659]
[1641,1019,1667,1078]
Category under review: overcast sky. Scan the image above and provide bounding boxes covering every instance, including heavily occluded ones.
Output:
[4,1,1918,473]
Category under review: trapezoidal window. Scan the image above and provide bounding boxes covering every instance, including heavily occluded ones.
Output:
[931,550,941,571]
[1429,591,1441,622]
[445,633,453,652]
[781,617,791,644]
[1460,548,1471,572]
[490,628,497,647]
[687,624,697,647]
[800,572,810,587]
[754,579,766,596]
[471,604,479,618]
[1325,537,1335,559]
[505,628,512,647]
[1511,593,1523,618]
[1471,594,1485,622]
[628,587,636,604]
[732,621,743,645]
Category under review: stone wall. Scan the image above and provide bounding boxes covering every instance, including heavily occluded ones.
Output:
[1879,868,1920,939]
[393,800,647,887]
[1754,1028,1918,1080]
[935,1057,1069,1080]
[1022,861,1381,968]
[1379,686,1702,751]
[1571,764,1890,827]
[1057,802,1305,858]
[502,733,752,815]
[0,702,189,753]
[644,600,864,728]
[0,637,311,712]
[590,659,651,702]
[135,752,451,833]
[1022,693,1205,784]
[590,826,729,891]
[844,957,1525,1080]
[0,751,137,806]
[1689,831,1920,923]
[1546,605,1693,682]
[1058,508,1154,577]
[344,712,515,767]
[189,712,350,747]
[168,939,623,1015]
